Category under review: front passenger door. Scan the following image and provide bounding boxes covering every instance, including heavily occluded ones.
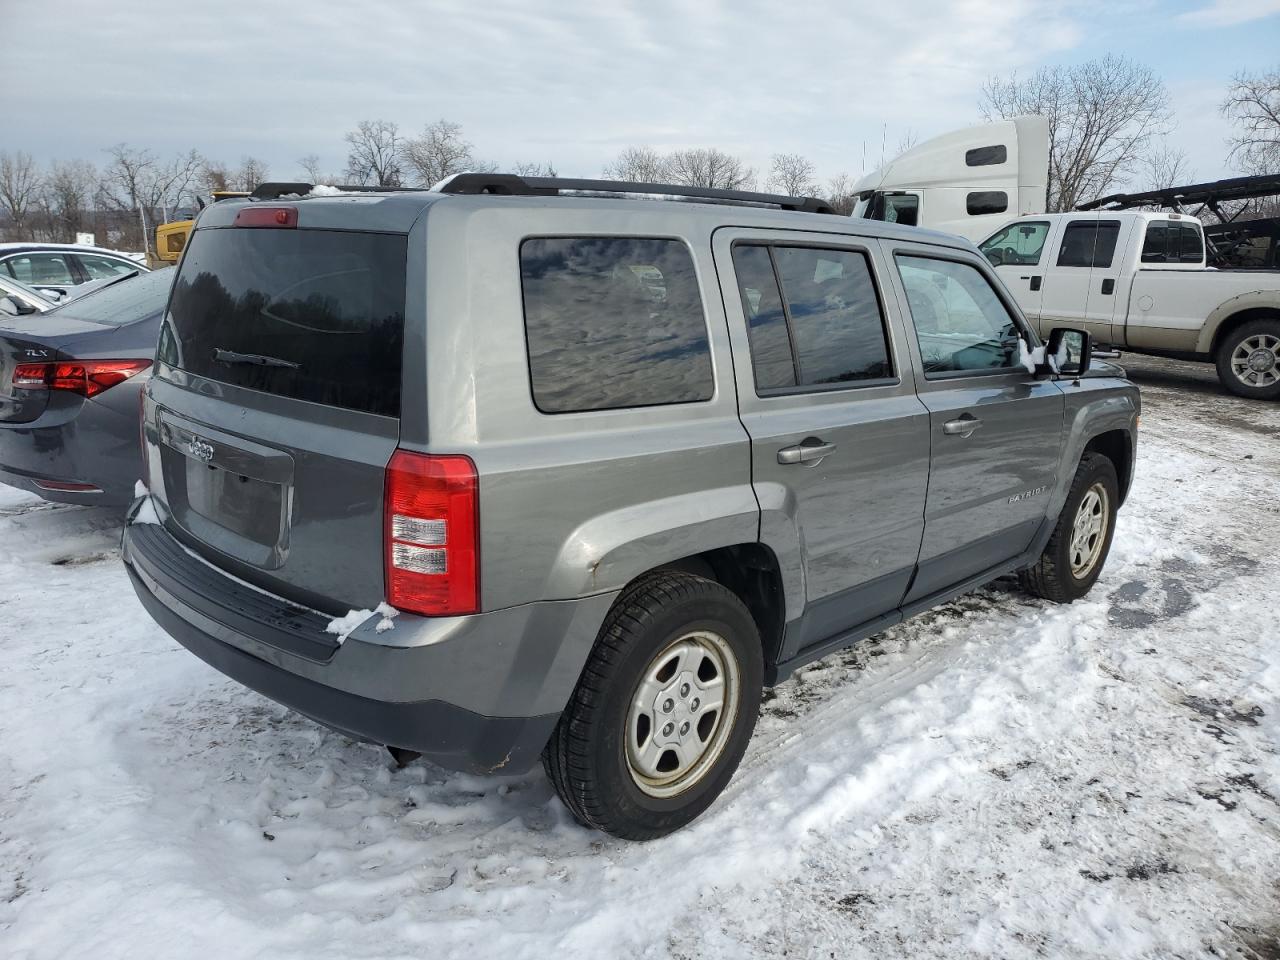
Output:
[885,244,1065,603]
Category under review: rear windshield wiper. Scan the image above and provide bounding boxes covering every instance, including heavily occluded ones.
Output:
[213,348,301,370]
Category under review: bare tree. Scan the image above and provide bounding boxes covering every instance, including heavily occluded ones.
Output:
[298,154,323,181]
[513,161,558,178]
[296,154,339,186]
[344,120,402,187]
[100,145,203,253]
[665,148,756,190]
[399,119,492,187]
[766,153,819,196]
[201,159,230,193]
[602,146,669,182]
[0,151,44,240]
[43,160,98,242]
[231,156,269,191]
[981,54,1172,211]
[825,173,859,216]
[895,129,920,155]
[1221,66,1280,174]
[1143,140,1193,192]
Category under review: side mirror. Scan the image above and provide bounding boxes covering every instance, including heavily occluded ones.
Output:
[986,248,1005,266]
[1047,327,1092,377]
[0,295,36,317]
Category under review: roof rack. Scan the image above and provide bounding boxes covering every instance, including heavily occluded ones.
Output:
[249,175,839,215]
[437,173,838,215]
[248,182,420,200]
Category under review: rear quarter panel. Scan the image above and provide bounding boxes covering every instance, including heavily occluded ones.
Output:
[1125,270,1280,354]
[414,199,757,611]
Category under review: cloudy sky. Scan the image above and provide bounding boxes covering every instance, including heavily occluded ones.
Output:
[5,0,1278,191]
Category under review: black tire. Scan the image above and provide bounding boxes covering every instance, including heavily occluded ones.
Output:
[543,572,763,840]
[1214,317,1280,400]
[1019,452,1119,603]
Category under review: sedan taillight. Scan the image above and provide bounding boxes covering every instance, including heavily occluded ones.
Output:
[12,359,152,398]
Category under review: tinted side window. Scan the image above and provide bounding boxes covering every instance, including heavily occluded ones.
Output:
[966,145,1008,166]
[731,245,795,390]
[1141,221,1169,263]
[1179,223,1204,263]
[772,248,891,385]
[520,237,713,413]
[897,256,1021,375]
[1093,221,1121,267]
[966,191,1009,216]
[1057,221,1098,267]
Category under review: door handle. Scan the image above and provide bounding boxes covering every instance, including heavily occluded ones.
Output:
[1029,276,1042,291]
[1100,278,1115,295]
[943,416,983,437]
[777,439,837,465]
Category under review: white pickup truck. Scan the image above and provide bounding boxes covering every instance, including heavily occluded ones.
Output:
[979,211,1280,399]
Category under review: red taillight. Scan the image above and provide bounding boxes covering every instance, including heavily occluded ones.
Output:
[12,359,151,398]
[233,206,298,228]
[385,451,479,616]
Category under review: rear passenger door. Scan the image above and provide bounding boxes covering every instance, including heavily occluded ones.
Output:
[882,241,1065,603]
[1080,218,1134,345]
[1041,216,1127,345]
[714,229,930,660]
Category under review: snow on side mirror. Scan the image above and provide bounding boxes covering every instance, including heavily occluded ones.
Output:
[1047,327,1092,377]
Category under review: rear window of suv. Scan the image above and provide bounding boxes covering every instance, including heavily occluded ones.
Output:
[159,227,407,417]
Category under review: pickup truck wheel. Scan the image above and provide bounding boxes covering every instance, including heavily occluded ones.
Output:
[1215,318,1280,400]
[1019,452,1118,603]
[542,572,762,840]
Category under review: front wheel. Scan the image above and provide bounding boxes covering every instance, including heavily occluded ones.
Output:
[543,572,762,840]
[1215,318,1280,400]
[1020,452,1119,603]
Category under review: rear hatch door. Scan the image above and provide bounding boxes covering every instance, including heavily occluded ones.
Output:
[149,218,409,614]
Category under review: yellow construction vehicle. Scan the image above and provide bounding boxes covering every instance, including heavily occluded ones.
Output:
[149,191,250,267]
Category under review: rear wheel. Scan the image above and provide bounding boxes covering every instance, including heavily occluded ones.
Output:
[1020,452,1118,603]
[543,572,762,840]
[1215,318,1280,400]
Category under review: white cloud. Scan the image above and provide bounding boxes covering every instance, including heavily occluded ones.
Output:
[1177,0,1280,26]
[3,0,1082,185]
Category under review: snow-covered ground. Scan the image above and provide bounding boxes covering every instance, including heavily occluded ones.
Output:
[2,359,1278,959]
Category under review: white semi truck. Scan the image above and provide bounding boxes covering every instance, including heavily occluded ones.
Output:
[851,115,1049,242]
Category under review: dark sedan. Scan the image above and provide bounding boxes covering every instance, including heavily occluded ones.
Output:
[0,269,171,506]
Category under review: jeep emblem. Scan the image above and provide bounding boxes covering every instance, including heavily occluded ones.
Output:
[188,438,215,463]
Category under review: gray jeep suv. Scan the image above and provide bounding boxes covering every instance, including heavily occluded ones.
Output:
[122,175,1138,839]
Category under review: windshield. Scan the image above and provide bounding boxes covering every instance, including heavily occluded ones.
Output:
[57,268,172,326]
[864,192,919,226]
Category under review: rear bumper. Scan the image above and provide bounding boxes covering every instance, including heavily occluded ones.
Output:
[121,510,616,774]
[0,394,141,506]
